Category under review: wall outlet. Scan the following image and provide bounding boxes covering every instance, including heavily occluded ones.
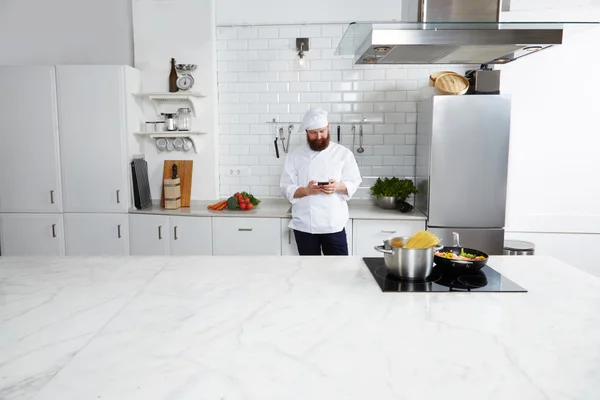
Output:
[225,166,251,177]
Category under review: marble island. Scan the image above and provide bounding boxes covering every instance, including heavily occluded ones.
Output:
[1,256,600,400]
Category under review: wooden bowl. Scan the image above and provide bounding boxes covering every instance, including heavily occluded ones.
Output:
[434,73,470,95]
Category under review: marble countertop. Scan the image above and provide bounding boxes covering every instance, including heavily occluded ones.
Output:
[2,256,600,400]
[130,199,427,220]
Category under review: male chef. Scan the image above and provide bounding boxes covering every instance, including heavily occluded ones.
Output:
[280,107,362,256]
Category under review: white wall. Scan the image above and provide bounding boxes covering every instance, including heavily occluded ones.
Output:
[500,7,600,275]
[0,0,133,65]
[216,0,411,25]
[132,0,219,200]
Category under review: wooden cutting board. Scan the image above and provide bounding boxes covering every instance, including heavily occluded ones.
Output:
[160,160,193,207]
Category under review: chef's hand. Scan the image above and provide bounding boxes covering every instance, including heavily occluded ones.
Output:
[320,179,348,195]
[306,180,322,196]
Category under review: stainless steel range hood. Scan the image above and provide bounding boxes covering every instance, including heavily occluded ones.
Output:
[335,0,598,65]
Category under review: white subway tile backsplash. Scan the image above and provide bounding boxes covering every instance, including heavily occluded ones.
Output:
[217,24,430,199]
[220,176,240,185]
[343,70,364,81]
[259,27,279,38]
[300,92,321,103]
[279,93,300,103]
[321,71,341,81]
[343,92,363,102]
[256,50,279,60]
[249,39,269,50]
[385,113,406,123]
[300,26,321,37]
[353,103,374,113]
[310,60,332,70]
[279,71,300,82]
[353,81,375,91]
[247,61,269,71]
[332,59,353,70]
[374,102,396,113]
[385,69,407,80]
[279,27,300,38]
[291,103,311,114]
[249,103,269,113]
[364,70,386,81]
[248,82,269,92]
[300,71,321,81]
[238,72,259,82]
[239,114,259,124]
[332,103,352,113]
[269,61,291,71]
[332,81,353,92]
[364,91,386,101]
[219,72,238,83]
[268,39,290,49]
[321,25,343,37]
[321,92,342,102]
[310,82,331,92]
[290,82,310,92]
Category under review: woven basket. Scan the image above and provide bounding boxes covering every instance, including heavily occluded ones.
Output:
[434,73,470,95]
[429,71,455,87]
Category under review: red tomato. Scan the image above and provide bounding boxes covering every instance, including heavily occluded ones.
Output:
[240,203,247,210]
[247,203,254,210]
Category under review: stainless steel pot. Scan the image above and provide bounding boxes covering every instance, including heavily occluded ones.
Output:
[374,196,398,210]
[374,237,442,280]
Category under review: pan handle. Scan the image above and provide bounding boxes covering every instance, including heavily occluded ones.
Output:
[374,245,393,255]
[452,232,461,247]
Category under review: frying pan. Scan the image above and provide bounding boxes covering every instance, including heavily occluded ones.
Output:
[434,232,489,272]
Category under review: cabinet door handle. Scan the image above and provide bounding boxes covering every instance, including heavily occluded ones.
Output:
[50,190,55,204]
[381,230,397,234]
[158,225,162,240]
[52,224,57,238]
[174,226,178,240]
[238,228,253,232]
[117,224,122,238]
[288,229,292,244]
[116,190,120,204]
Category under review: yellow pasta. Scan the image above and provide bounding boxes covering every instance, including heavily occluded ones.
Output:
[403,230,441,249]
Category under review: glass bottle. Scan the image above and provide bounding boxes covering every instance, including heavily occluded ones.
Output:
[177,108,192,131]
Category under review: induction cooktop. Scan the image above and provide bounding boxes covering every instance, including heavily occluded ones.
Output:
[363,258,527,293]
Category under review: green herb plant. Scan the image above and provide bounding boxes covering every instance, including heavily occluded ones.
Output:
[370,177,418,200]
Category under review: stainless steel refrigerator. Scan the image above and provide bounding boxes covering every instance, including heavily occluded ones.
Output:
[415,95,511,255]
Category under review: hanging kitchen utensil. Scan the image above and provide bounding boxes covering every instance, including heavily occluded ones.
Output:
[274,137,280,158]
[351,125,356,153]
[337,125,341,142]
[286,124,293,153]
[357,124,365,153]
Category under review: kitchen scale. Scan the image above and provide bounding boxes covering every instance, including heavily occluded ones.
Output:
[363,258,527,293]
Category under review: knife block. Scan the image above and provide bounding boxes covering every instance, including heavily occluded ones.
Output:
[163,178,181,210]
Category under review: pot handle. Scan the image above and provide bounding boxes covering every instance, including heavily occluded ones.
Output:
[433,244,444,252]
[374,245,393,254]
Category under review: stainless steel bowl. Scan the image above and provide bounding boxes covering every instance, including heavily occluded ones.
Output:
[374,196,398,210]
[374,237,442,280]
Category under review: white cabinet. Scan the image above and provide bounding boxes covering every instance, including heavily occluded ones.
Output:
[129,214,170,255]
[0,214,65,256]
[56,66,131,212]
[64,214,129,256]
[213,217,281,255]
[281,219,354,255]
[353,219,426,257]
[170,216,212,255]
[0,66,62,213]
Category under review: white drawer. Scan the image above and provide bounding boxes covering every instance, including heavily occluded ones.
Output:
[353,219,426,257]
[213,217,281,255]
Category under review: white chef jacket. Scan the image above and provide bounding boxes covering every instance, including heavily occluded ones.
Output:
[280,142,362,234]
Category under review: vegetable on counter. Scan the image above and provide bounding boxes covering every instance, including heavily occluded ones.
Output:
[370,177,418,199]
[207,192,260,212]
[207,200,227,211]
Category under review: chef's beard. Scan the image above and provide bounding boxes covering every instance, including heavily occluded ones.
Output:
[307,132,330,152]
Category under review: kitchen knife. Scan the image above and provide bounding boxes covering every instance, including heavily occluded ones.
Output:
[337,125,341,142]
[172,163,178,179]
[274,138,280,158]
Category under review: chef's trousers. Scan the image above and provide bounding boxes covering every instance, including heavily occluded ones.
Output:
[293,228,348,256]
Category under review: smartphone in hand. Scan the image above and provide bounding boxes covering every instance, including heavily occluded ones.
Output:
[317,181,329,186]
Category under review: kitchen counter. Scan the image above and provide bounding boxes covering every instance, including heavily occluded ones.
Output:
[129,198,427,220]
[2,256,600,399]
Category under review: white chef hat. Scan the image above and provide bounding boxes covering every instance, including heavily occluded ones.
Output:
[299,107,329,132]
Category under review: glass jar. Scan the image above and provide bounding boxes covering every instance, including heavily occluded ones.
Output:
[177,108,192,131]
